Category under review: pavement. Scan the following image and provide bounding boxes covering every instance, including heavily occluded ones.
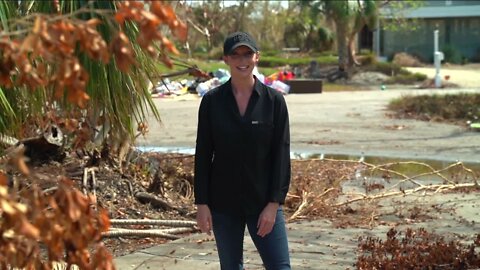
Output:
[137,88,480,163]
[114,192,480,270]
[116,86,480,269]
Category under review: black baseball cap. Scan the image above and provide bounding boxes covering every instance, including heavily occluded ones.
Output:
[223,32,259,55]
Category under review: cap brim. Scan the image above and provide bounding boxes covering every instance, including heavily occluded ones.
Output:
[228,43,257,55]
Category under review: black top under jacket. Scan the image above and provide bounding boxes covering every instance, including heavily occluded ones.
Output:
[194,78,291,215]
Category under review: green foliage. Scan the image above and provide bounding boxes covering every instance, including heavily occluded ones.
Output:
[317,26,334,51]
[259,55,337,68]
[385,73,427,85]
[381,0,425,32]
[442,45,463,64]
[0,88,16,135]
[388,93,480,122]
[357,51,377,65]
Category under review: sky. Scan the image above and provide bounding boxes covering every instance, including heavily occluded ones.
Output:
[186,0,290,9]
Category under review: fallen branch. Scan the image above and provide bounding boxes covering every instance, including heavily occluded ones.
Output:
[135,191,177,211]
[288,188,337,221]
[288,191,309,222]
[110,219,196,227]
[381,161,462,190]
[335,182,478,207]
[103,227,195,239]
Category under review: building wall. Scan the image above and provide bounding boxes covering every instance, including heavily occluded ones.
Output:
[380,17,480,62]
[424,0,480,7]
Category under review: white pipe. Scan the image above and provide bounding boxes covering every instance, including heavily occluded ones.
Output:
[434,29,442,88]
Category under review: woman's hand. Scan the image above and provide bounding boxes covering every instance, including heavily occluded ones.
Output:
[196,204,212,235]
[257,202,279,237]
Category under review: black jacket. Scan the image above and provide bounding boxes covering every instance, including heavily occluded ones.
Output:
[194,78,291,215]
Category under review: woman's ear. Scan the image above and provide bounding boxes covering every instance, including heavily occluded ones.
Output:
[223,55,228,64]
[254,52,260,63]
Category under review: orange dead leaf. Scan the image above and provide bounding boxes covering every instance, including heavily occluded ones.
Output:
[111,32,136,72]
[70,90,90,109]
[161,36,179,55]
[0,199,17,215]
[65,192,82,221]
[14,156,30,176]
[86,18,102,28]
[97,208,111,232]
[0,173,7,186]
[160,53,173,69]
[20,34,40,53]
[63,118,79,132]
[91,245,115,270]
[150,2,176,23]
[32,16,44,34]
[173,21,188,42]
[73,190,89,210]
[114,13,126,25]
[18,217,40,239]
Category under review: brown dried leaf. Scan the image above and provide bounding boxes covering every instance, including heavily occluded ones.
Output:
[18,217,40,239]
[111,32,136,72]
[173,20,188,42]
[150,2,176,22]
[15,156,30,176]
[97,208,111,232]
[20,34,40,53]
[0,173,7,186]
[161,36,179,55]
[64,118,79,132]
[160,53,173,69]
[66,192,82,221]
[86,18,102,27]
[0,199,17,215]
[33,16,43,34]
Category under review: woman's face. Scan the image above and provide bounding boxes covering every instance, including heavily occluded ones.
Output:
[223,46,259,79]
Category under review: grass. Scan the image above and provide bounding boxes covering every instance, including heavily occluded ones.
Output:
[388,93,480,124]
[322,83,366,92]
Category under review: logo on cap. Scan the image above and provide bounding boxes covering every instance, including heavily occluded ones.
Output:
[223,32,258,55]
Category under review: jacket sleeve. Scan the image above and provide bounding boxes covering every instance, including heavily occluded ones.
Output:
[269,94,291,204]
[194,94,214,205]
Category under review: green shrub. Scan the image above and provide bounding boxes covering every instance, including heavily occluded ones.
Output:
[258,55,337,67]
[208,46,224,61]
[441,45,462,64]
[358,52,377,66]
[317,27,334,51]
[384,72,427,84]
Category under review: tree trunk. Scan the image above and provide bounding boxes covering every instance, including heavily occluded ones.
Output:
[335,19,349,71]
[348,35,361,67]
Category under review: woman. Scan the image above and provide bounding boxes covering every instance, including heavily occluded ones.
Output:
[194,31,291,270]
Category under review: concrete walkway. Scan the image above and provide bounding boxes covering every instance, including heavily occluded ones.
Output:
[120,87,480,269]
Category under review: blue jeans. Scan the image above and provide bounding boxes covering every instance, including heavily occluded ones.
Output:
[211,207,291,270]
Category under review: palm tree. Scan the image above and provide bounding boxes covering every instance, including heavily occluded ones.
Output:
[298,0,379,72]
[0,0,166,153]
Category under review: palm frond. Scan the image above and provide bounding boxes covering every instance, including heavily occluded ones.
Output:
[0,0,165,147]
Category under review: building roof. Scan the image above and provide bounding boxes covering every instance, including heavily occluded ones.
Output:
[382,5,480,19]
